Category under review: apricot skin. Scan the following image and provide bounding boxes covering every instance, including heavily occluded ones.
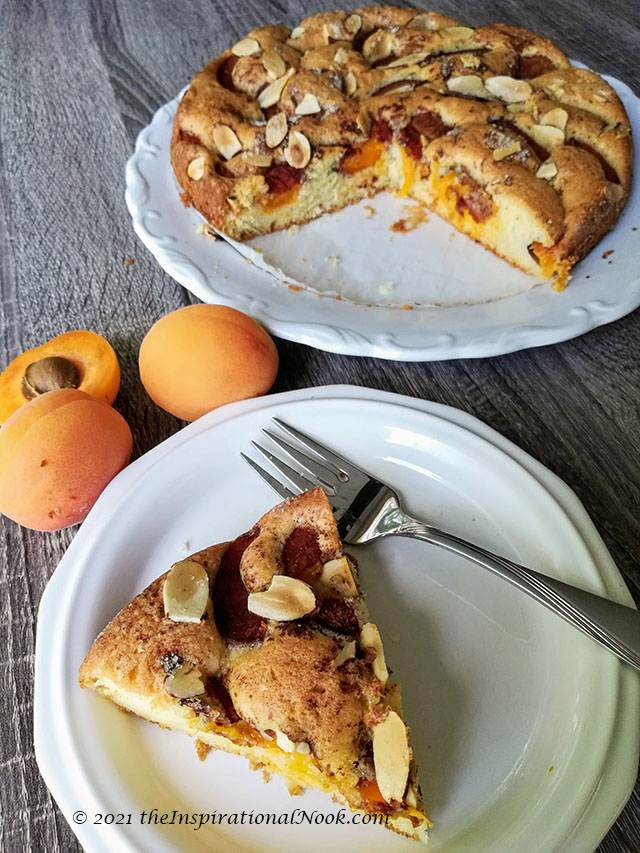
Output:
[0,389,133,531]
[139,305,279,421]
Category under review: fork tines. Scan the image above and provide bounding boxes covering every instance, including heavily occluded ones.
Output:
[242,417,357,503]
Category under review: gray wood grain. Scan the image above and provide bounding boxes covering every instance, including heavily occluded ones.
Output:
[1,0,639,850]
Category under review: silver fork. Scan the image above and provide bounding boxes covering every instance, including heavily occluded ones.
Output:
[242,417,640,672]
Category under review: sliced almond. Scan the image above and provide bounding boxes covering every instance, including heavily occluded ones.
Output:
[213,124,242,160]
[187,155,206,181]
[333,47,348,65]
[164,662,205,699]
[262,50,286,80]
[265,112,288,148]
[411,12,439,30]
[446,74,488,97]
[461,53,480,69]
[275,730,311,754]
[506,102,526,113]
[295,93,321,116]
[363,31,393,63]
[285,130,311,169]
[484,76,532,103]
[247,574,316,620]
[290,25,305,40]
[334,640,357,667]
[317,556,358,597]
[163,560,209,623]
[492,140,521,161]
[530,123,565,149]
[243,151,273,167]
[536,161,558,179]
[258,68,294,109]
[441,25,475,39]
[372,710,410,804]
[231,37,260,57]
[356,108,371,136]
[405,784,418,808]
[541,107,568,131]
[345,70,357,96]
[344,13,362,36]
[360,622,389,684]
[387,51,428,68]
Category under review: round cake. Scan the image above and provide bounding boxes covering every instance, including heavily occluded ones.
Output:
[170,6,632,289]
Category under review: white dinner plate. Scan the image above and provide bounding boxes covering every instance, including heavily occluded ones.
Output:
[125,72,640,360]
[35,386,639,852]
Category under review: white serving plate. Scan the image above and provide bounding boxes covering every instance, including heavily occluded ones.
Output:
[125,72,640,360]
[35,386,639,853]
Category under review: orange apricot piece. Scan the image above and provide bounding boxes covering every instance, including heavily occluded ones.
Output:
[0,389,132,531]
[340,140,385,175]
[139,305,279,421]
[0,331,120,424]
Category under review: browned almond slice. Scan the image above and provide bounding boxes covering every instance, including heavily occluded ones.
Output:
[530,123,565,148]
[441,25,475,39]
[213,124,242,160]
[387,51,428,68]
[317,556,358,597]
[345,71,358,96]
[187,156,206,181]
[485,76,532,103]
[164,662,205,699]
[333,47,348,65]
[243,152,273,167]
[446,75,488,97]
[258,68,294,109]
[231,38,260,57]
[360,622,389,683]
[536,161,558,179]
[262,50,286,79]
[265,112,288,148]
[163,560,209,623]
[540,107,568,131]
[372,710,411,804]
[333,640,357,666]
[247,575,316,620]
[295,93,321,116]
[285,130,311,169]
[290,25,305,40]
[492,140,521,161]
[344,13,362,36]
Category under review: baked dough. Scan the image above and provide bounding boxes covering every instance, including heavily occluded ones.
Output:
[79,487,430,843]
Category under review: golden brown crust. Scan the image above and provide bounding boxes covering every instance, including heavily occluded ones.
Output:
[170,6,632,288]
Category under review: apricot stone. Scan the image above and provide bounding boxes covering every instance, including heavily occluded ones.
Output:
[0,389,133,531]
[139,305,279,421]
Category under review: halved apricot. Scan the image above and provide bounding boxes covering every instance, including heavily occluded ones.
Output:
[0,331,120,423]
[0,389,133,531]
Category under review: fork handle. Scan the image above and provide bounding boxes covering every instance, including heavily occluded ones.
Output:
[394,516,640,672]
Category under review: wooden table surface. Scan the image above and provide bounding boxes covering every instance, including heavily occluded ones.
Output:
[1,0,639,850]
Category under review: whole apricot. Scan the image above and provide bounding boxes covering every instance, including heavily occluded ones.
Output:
[0,389,133,531]
[139,305,279,421]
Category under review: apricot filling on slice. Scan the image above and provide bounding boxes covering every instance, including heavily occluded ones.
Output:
[339,139,385,175]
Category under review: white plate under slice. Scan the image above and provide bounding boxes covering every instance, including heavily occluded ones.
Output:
[35,386,639,853]
[125,72,640,361]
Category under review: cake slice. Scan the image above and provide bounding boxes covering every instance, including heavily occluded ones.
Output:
[79,487,430,843]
